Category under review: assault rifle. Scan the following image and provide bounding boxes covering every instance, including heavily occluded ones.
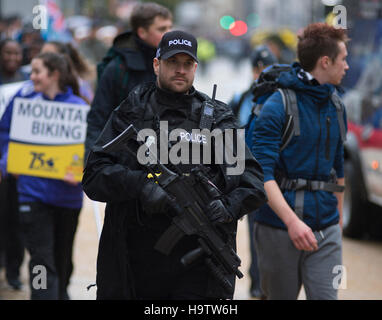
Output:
[101,124,243,293]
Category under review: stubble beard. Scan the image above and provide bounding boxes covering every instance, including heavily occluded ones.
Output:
[158,76,193,94]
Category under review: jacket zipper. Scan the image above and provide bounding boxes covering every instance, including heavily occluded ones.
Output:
[325,116,331,160]
[314,108,322,230]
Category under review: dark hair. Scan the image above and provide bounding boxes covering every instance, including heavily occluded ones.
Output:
[43,41,93,79]
[297,23,349,72]
[251,45,277,68]
[34,52,80,96]
[130,2,172,33]
[0,38,21,53]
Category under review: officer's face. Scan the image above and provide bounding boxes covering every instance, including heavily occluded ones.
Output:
[138,16,173,48]
[326,41,349,85]
[154,53,197,93]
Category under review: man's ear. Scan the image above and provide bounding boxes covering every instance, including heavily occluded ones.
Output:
[153,58,160,76]
[137,26,147,41]
[320,56,331,70]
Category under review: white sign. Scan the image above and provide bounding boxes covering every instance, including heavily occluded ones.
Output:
[0,81,26,120]
[10,97,90,145]
[32,5,48,30]
[333,5,347,29]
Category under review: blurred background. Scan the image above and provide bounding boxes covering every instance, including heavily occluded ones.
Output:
[0,0,351,73]
[0,0,376,100]
[1,0,382,300]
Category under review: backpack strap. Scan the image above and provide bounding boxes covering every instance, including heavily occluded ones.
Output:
[233,86,253,117]
[277,88,304,215]
[279,177,345,193]
[246,88,299,151]
[244,103,261,132]
[330,92,347,142]
[278,88,299,151]
[280,88,299,135]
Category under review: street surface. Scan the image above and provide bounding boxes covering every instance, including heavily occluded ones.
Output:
[1,58,381,300]
[1,194,382,300]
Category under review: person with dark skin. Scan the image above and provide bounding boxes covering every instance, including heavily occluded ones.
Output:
[0,39,29,290]
[0,39,28,84]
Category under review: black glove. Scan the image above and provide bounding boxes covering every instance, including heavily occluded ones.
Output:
[139,180,171,215]
[206,199,234,224]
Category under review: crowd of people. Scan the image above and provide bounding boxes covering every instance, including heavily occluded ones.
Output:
[0,2,349,301]
[0,11,98,300]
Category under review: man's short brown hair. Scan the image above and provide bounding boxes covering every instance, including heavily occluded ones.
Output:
[130,2,172,33]
[297,23,349,72]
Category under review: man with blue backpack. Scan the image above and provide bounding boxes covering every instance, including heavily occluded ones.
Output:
[85,2,172,159]
[249,23,349,300]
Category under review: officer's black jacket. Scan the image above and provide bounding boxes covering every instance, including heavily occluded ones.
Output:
[82,82,266,299]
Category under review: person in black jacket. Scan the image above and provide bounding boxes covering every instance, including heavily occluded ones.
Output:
[0,39,28,291]
[85,2,172,159]
[82,30,266,300]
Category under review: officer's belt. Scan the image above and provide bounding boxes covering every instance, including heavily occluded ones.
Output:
[279,178,345,193]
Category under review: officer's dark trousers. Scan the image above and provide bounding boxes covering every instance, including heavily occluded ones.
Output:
[127,220,220,300]
[19,202,80,300]
[0,175,24,283]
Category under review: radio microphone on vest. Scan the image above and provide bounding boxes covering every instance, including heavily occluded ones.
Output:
[199,84,217,130]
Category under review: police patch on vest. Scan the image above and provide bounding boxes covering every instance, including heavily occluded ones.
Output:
[136,121,246,176]
[179,131,207,145]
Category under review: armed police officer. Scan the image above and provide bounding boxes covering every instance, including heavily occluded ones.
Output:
[82,30,266,300]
